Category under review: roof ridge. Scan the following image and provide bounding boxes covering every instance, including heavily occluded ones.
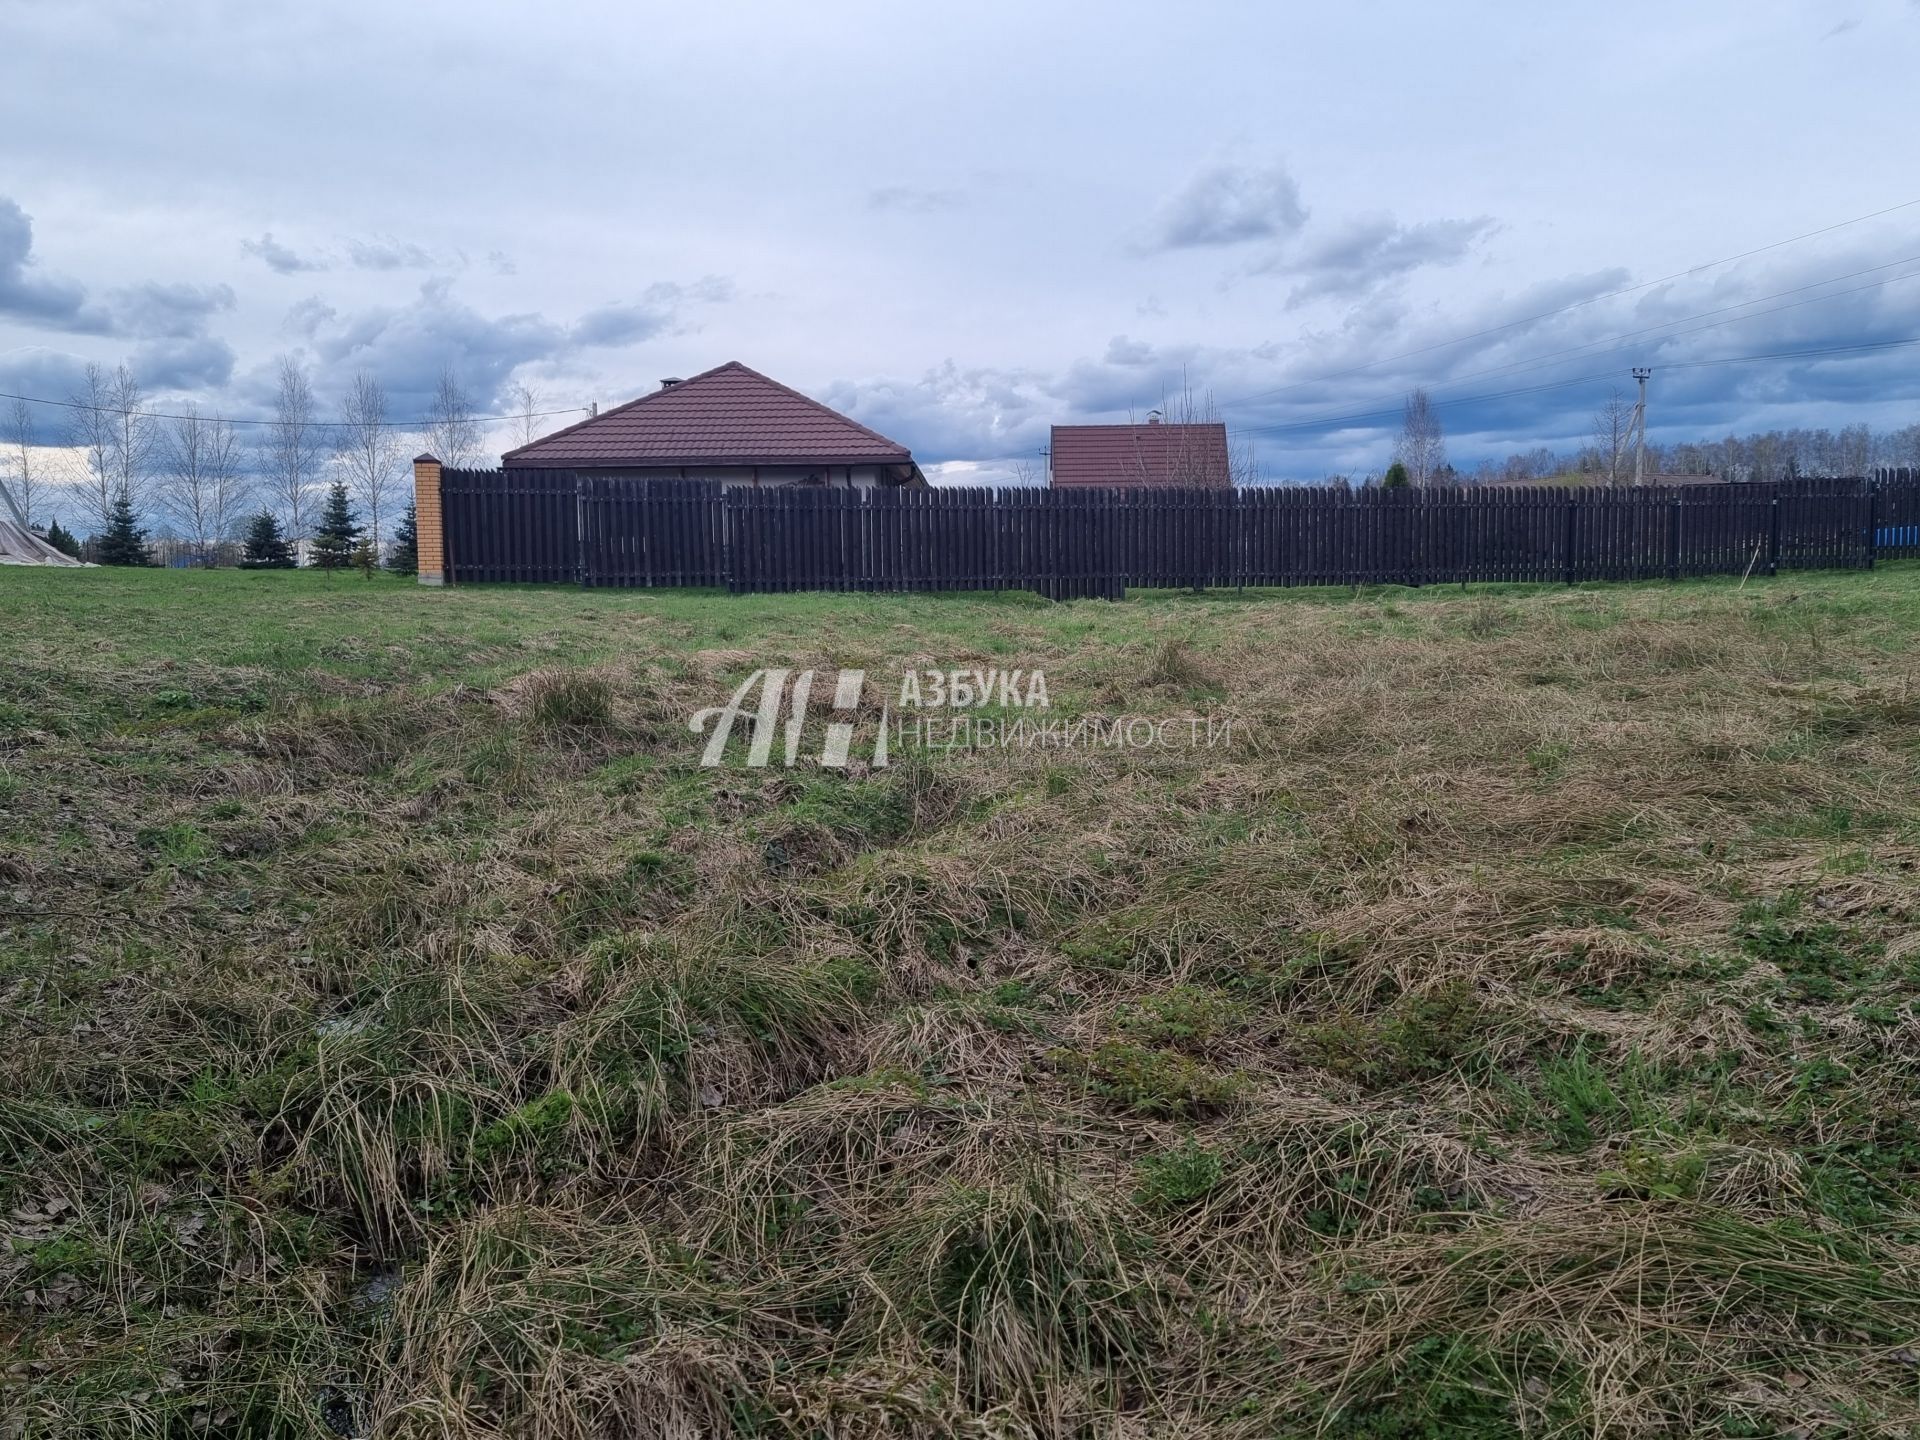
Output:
[719,362,906,452]
[500,360,746,461]
[1050,421,1228,432]
[501,361,908,465]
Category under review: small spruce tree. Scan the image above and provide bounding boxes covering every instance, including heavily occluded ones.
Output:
[1381,461,1411,489]
[95,495,152,566]
[240,510,296,569]
[309,482,362,572]
[387,502,418,574]
[352,537,378,579]
[41,519,82,559]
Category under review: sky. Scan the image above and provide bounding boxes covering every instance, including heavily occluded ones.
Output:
[3,0,1919,505]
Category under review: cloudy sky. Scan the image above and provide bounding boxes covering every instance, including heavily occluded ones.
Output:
[4,0,1919,496]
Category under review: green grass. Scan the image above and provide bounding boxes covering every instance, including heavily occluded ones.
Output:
[7,562,1920,1436]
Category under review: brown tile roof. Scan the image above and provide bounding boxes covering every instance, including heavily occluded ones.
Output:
[1049,422,1231,488]
[501,361,912,469]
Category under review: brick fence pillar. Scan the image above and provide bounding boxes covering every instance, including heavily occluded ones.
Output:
[413,453,446,585]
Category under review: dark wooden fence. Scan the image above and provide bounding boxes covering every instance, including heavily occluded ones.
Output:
[1877,467,1920,559]
[440,469,1920,597]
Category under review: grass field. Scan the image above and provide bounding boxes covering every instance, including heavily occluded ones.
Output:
[6,564,1920,1437]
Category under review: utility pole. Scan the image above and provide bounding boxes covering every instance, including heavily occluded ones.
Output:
[1630,368,1651,486]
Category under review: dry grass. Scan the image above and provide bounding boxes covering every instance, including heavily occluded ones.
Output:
[5,565,1920,1436]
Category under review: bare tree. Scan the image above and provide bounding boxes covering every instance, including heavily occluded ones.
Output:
[164,403,245,563]
[1837,423,1873,478]
[66,362,155,528]
[1395,388,1446,487]
[1228,436,1261,486]
[507,381,545,448]
[339,372,401,548]
[111,367,158,515]
[1137,375,1240,486]
[67,364,119,528]
[1592,389,1634,486]
[6,396,42,529]
[269,356,324,542]
[423,366,482,469]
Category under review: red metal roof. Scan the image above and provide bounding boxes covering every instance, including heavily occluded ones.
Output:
[501,361,912,469]
[1049,422,1231,488]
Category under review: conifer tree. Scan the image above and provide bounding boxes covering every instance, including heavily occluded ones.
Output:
[41,519,81,559]
[309,482,362,572]
[95,494,152,566]
[240,510,296,569]
[387,501,418,574]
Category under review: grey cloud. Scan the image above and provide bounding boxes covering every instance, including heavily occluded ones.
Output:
[1055,337,1221,415]
[570,278,735,349]
[1264,215,1498,306]
[0,346,91,407]
[571,302,674,348]
[106,280,235,339]
[284,296,338,338]
[0,197,98,331]
[868,185,963,214]
[1147,163,1308,250]
[242,232,326,274]
[132,334,236,391]
[245,231,450,274]
[345,235,439,271]
[728,246,1920,479]
[303,279,569,412]
[822,361,1054,463]
[1,197,232,341]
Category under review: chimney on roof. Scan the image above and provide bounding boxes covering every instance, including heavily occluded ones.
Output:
[660,377,684,390]
[588,401,598,417]
[1147,409,1163,425]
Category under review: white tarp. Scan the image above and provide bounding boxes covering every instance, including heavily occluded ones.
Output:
[0,480,85,565]
[0,516,84,565]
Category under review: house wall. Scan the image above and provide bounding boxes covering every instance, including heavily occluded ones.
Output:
[568,465,891,489]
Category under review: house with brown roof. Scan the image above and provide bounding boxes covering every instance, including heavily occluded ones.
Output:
[1048,415,1231,488]
[502,361,924,487]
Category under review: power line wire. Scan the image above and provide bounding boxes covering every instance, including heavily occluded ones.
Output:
[1216,195,1920,409]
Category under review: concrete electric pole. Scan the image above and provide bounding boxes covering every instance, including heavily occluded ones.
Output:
[1630,368,1651,486]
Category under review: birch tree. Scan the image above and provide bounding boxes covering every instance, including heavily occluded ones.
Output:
[423,366,482,469]
[164,402,245,563]
[269,356,324,542]
[507,381,545,448]
[339,371,401,548]
[66,362,154,528]
[1592,389,1633,486]
[111,366,158,515]
[1395,388,1446,487]
[7,396,41,529]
